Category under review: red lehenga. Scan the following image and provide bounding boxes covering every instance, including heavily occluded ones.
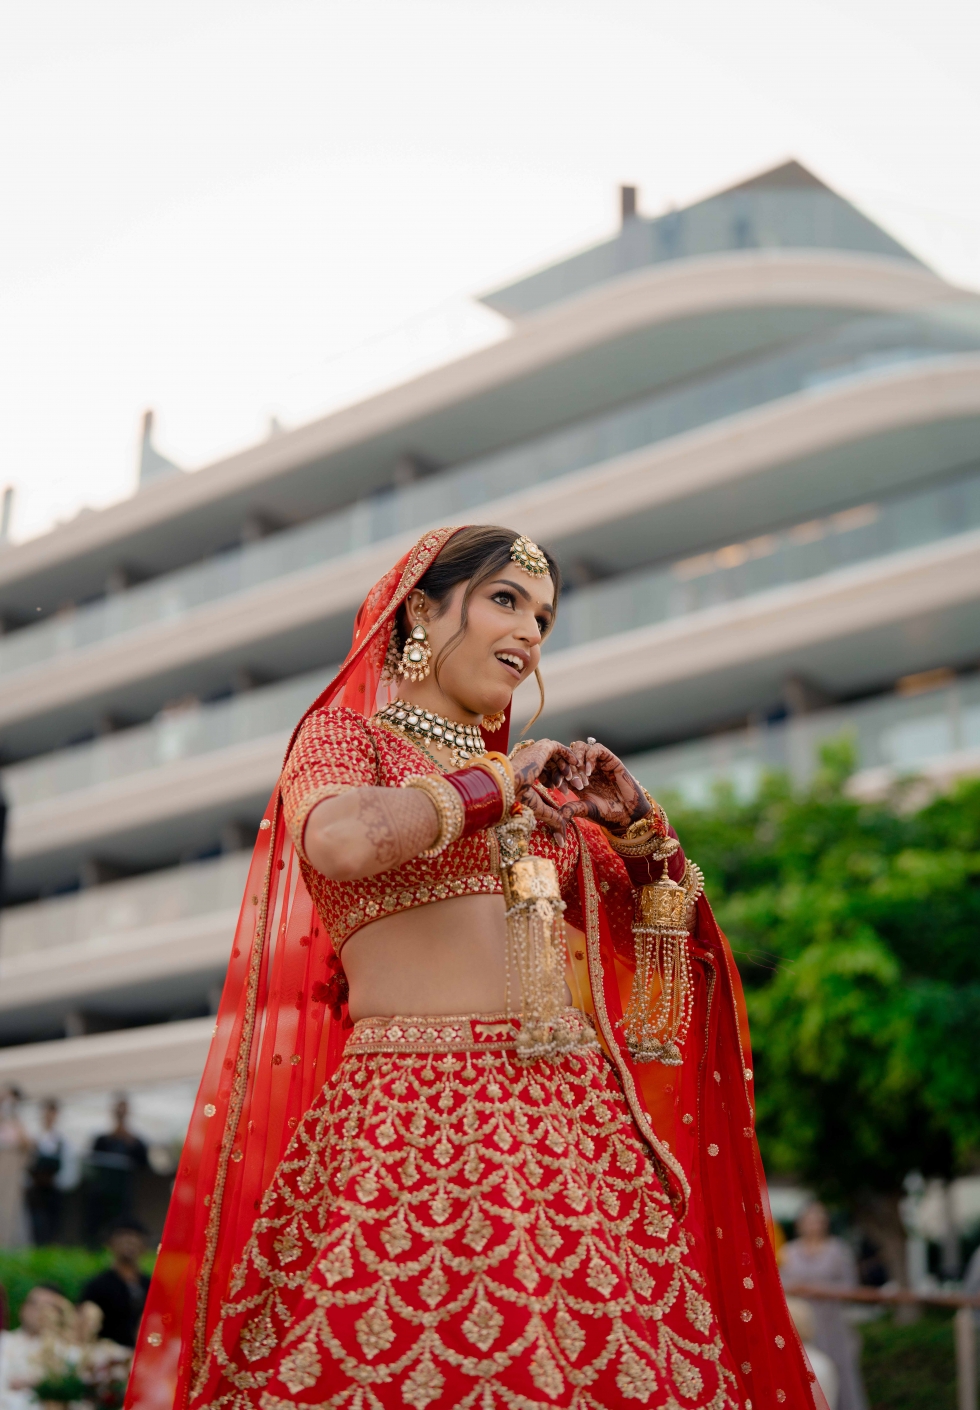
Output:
[125,528,823,1410]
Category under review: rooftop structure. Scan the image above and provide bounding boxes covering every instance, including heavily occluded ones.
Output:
[3,160,980,1159]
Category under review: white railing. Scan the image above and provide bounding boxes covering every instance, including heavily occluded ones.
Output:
[629,675,980,805]
[0,850,252,960]
[6,450,980,815]
[1,668,331,809]
[0,322,958,680]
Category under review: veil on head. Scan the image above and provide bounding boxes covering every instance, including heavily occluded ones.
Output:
[126,527,514,1410]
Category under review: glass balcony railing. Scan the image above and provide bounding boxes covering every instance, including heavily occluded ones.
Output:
[0,850,251,961]
[1,668,331,810]
[7,680,978,962]
[6,453,980,813]
[1,310,973,682]
[626,674,980,807]
[545,459,980,656]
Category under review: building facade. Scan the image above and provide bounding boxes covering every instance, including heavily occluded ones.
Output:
[2,160,980,1159]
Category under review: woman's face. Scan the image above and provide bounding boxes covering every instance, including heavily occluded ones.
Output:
[798,1203,830,1240]
[20,1288,64,1335]
[407,566,555,718]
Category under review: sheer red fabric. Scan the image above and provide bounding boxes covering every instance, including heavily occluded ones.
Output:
[126,525,822,1410]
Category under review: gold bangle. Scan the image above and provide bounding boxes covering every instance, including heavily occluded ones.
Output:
[401,774,465,857]
[604,790,675,858]
[509,738,536,757]
[633,859,705,936]
[474,751,516,815]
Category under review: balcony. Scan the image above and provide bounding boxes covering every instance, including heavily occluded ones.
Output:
[4,355,980,761]
[1,669,331,895]
[0,850,250,1044]
[628,674,980,806]
[545,456,980,655]
[1,314,969,687]
[6,454,980,882]
[2,668,329,811]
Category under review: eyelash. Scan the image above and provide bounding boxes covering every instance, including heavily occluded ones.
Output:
[491,590,549,634]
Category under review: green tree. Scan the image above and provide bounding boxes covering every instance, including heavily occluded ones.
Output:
[666,744,980,1277]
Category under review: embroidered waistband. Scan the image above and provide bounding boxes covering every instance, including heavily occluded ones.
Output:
[344,1007,597,1055]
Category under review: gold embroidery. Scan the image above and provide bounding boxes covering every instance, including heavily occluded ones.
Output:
[192,1033,738,1410]
[277,1341,321,1393]
[281,711,579,952]
[462,1294,503,1351]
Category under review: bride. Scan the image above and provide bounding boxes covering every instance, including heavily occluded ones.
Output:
[126,526,821,1410]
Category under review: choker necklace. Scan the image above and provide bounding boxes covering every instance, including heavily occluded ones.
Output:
[375,700,485,770]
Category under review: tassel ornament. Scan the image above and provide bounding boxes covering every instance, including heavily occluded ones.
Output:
[495,807,572,1064]
[624,858,704,1065]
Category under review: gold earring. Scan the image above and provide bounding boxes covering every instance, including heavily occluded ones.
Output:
[400,623,431,682]
[482,709,506,733]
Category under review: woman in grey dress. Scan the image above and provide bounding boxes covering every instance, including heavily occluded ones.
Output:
[781,1202,869,1410]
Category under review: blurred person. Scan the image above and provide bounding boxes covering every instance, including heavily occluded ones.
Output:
[0,1285,73,1410]
[25,1100,65,1245]
[0,1088,31,1249]
[782,1202,868,1410]
[80,1218,151,1350]
[786,1297,840,1409]
[128,526,819,1410]
[83,1098,148,1245]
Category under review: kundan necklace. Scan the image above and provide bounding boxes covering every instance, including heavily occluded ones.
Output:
[375,700,486,770]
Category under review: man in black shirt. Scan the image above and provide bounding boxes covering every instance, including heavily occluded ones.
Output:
[80,1217,152,1348]
[84,1097,149,1245]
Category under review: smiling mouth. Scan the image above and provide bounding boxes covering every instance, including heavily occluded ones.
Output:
[495,652,525,679]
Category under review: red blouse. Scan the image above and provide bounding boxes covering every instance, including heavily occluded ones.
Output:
[280,707,580,953]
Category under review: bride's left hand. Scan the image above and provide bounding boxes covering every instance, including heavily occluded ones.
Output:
[560,740,653,835]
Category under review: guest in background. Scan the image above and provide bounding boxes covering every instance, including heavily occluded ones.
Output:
[0,1285,72,1410]
[781,1201,868,1410]
[83,1098,148,1245]
[79,1219,151,1350]
[26,1100,65,1246]
[0,1089,31,1250]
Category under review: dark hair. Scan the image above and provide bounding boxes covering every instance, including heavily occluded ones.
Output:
[397,525,561,688]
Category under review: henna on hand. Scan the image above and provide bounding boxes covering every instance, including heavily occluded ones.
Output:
[561,741,650,834]
[510,739,581,834]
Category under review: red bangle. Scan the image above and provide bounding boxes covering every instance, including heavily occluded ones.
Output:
[444,766,506,836]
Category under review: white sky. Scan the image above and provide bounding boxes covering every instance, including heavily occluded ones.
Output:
[2,0,979,544]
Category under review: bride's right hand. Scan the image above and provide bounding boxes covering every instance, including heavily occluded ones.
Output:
[509,739,585,834]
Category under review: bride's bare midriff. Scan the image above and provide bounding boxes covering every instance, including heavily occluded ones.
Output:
[341,893,571,1021]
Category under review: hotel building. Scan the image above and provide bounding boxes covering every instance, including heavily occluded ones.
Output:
[2,160,979,1171]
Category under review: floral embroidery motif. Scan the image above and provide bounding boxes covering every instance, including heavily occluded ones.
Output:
[276,1341,320,1393]
[192,1034,739,1410]
[280,708,579,952]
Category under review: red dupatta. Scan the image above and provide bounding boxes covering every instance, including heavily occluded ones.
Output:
[126,525,819,1410]
[571,822,824,1409]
